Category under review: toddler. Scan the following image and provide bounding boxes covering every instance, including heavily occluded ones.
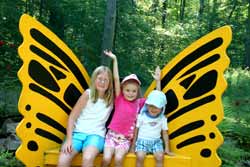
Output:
[133,90,174,167]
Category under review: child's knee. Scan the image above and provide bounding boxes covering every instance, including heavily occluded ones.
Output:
[154,152,164,161]
[114,154,124,163]
[83,153,96,163]
[136,153,145,161]
[103,154,112,163]
[57,154,71,166]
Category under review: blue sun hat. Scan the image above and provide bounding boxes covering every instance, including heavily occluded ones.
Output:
[145,90,167,109]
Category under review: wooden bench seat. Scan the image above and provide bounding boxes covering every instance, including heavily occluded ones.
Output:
[44,148,191,167]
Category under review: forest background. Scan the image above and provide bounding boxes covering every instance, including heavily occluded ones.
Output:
[0,0,250,166]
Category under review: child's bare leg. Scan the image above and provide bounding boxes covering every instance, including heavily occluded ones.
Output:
[57,150,78,167]
[102,147,115,167]
[114,148,128,167]
[136,151,146,167]
[82,146,99,167]
[154,152,164,167]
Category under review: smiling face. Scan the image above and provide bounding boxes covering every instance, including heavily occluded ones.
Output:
[146,104,162,117]
[122,82,139,101]
[94,71,110,95]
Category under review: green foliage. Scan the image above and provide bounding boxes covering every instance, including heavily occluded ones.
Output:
[224,68,250,132]
[218,137,250,167]
[219,68,250,166]
[0,0,24,87]
[0,0,249,87]
[0,151,24,167]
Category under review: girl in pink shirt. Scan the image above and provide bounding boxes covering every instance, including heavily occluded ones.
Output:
[102,50,160,167]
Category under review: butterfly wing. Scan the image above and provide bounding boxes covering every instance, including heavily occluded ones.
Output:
[145,26,231,167]
[16,14,90,166]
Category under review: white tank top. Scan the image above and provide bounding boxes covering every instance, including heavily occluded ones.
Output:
[74,89,113,137]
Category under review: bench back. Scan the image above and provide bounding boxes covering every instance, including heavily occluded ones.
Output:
[16,14,231,167]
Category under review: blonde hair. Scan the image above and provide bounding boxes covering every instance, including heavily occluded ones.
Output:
[121,80,142,99]
[90,66,114,107]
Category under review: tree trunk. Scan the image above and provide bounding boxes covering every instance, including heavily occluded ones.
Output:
[208,0,218,31]
[162,0,168,28]
[179,0,186,22]
[160,0,168,60]
[101,0,117,66]
[198,0,204,35]
[228,0,237,22]
[244,0,250,68]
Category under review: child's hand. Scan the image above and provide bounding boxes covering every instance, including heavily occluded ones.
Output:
[103,50,116,60]
[61,139,72,154]
[152,66,161,81]
[165,150,175,156]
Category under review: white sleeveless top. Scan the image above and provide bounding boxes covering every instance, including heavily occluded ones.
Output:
[74,89,113,137]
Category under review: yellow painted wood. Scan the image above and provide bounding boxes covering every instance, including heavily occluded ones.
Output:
[16,14,90,167]
[44,148,191,167]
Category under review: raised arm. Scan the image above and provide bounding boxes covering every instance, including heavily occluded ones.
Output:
[152,66,161,90]
[104,50,121,97]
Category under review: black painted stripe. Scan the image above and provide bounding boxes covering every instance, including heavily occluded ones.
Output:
[169,120,205,139]
[183,70,217,99]
[36,113,66,134]
[29,83,71,114]
[29,60,60,92]
[179,74,196,89]
[30,28,88,90]
[30,45,68,71]
[164,89,179,115]
[177,135,206,149]
[35,128,62,144]
[178,54,220,79]
[161,38,223,88]
[168,95,215,123]
[64,84,82,108]
[49,66,67,80]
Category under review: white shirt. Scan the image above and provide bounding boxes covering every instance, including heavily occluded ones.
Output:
[74,89,113,137]
[136,111,168,140]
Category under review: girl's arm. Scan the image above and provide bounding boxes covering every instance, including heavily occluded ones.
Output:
[131,114,142,152]
[61,91,89,153]
[104,50,121,97]
[130,127,139,152]
[162,130,175,156]
[152,66,161,90]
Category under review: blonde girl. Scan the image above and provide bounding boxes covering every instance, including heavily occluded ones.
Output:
[57,66,114,167]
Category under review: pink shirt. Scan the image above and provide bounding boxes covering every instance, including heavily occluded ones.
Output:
[108,93,145,138]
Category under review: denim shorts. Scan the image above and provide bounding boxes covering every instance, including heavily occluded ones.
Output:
[72,132,105,152]
[135,138,163,153]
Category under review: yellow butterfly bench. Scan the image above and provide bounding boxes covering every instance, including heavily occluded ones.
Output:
[43,148,191,167]
[16,14,231,167]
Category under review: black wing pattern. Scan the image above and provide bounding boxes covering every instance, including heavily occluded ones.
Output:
[16,14,90,166]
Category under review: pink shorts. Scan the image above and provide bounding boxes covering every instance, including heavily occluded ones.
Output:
[104,130,131,151]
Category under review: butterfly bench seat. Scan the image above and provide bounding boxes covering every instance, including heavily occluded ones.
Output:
[44,148,191,167]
